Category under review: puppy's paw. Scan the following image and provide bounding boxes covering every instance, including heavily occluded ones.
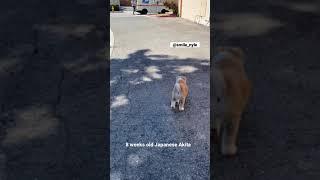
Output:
[170,102,176,109]
[179,107,184,111]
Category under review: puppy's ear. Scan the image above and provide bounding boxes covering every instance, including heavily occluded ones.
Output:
[230,47,244,58]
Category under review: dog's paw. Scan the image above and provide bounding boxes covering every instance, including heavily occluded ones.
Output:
[170,102,175,109]
[179,107,184,111]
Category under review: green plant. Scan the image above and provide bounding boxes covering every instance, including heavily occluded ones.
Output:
[171,3,178,15]
[110,4,120,11]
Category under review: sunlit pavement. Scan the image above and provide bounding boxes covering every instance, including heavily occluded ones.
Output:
[110,12,210,179]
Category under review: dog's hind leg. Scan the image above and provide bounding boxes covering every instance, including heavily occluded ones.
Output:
[179,97,186,111]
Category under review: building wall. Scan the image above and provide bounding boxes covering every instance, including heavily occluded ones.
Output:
[110,0,121,5]
[179,0,210,26]
[120,0,131,6]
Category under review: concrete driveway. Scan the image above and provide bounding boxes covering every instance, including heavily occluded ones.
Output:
[110,12,210,179]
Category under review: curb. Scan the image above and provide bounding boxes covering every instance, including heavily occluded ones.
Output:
[110,28,114,58]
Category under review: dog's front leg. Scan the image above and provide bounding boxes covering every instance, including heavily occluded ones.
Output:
[221,116,240,156]
[179,97,186,111]
[170,91,176,109]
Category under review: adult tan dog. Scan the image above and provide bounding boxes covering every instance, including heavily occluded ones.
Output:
[212,47,252,156]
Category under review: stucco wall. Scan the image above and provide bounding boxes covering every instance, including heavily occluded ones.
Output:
[179,0,210,26]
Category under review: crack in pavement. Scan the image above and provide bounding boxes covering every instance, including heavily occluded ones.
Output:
[52,68,72,179]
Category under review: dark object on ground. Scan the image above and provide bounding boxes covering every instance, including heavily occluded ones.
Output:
[161,9,169,14]
[136,8,148,15]
[141,8,148,14]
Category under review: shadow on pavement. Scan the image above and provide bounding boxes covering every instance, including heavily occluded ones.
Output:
[213,0,320,180]
[0,0,107,179]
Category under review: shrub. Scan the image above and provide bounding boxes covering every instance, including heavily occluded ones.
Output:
[110,5,120,11]
[164,1,178,15]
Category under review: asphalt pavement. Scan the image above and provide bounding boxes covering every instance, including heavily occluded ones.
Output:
[213,0,320,179]
[0,0,107,179]
[110,12,210,179]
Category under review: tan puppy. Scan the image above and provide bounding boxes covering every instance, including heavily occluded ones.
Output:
[213,47,252,156]
[171,76,189,111]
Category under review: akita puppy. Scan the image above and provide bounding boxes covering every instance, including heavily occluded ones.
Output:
[171,76,189,111]
[213,47,252,156]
